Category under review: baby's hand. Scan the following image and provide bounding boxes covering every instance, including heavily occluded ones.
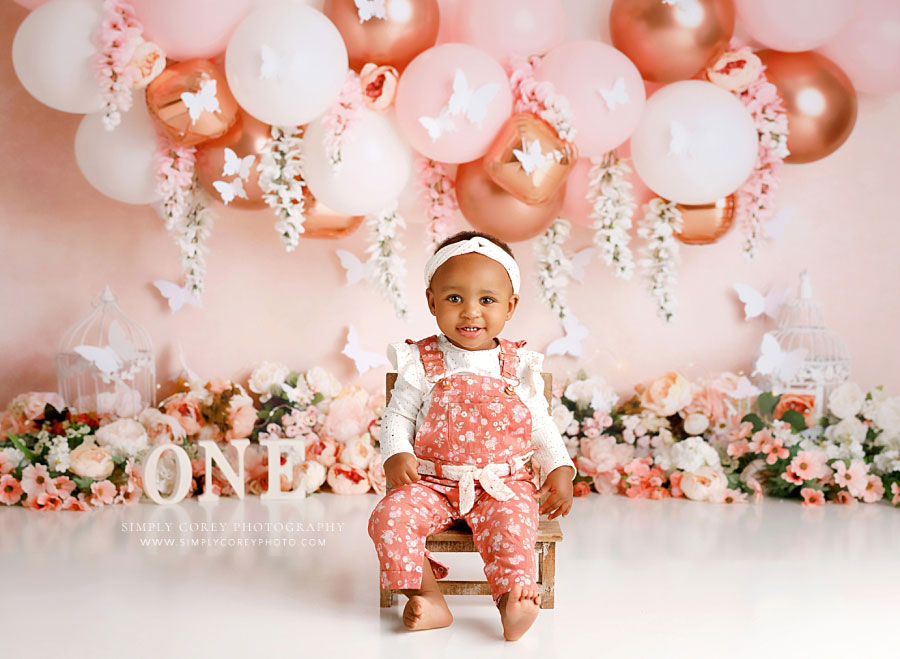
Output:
[534,466,575,520]
[384,452,421,490]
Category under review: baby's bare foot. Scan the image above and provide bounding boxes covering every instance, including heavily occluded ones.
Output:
[498,584,541,641]
[402,591,453,631]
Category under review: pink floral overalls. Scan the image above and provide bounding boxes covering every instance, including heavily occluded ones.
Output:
[368,335,540,604]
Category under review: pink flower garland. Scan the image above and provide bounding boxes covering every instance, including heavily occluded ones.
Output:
[415,156,457,250]
[93,0,144,131]
[321,70,365,171]
[154,138,196,230]
[507,55,575,142]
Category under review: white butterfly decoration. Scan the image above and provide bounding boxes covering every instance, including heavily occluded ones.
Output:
[177,342,202,386]
[753,333,807,382]
[153,280,200,313]
[546,315,590,358]
[74,320,139,382]
[213,178,248,205]
[447,69,500,127]
[569,247,596,284]
[180,77,219,124]
[732,283,787,321]
[512,139,561,178]
[336,249,376,285]
[597,77,630,112]
[764,206,795,242]
[668,120,697,158]
[418,106,456,142]
[712,375,761,400]
[355,0,386,22]
[342,325,389,375]
[222,148,255,180]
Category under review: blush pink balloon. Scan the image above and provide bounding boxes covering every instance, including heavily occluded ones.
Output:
[535,40,645,158]
[131,0,255,61]
[735,0,858,52]
[455,0,565,63]
[561,158,593,227]
[395,43,513,164]
[819,0,900,94]
[435,0,462,44]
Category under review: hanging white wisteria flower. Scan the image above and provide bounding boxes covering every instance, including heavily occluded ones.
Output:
[637,198,683,323]
[321,70,364,172]
[534,218,575,321]
[172,179,216,297]
[365,202,409,319]
[93,0,143,131]
[154,138,196,232]
[587,151,636,280]
[258,125,306,251]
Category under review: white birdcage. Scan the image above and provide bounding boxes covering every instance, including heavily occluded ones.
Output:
[56,285,155,417]
[764,270,851,416]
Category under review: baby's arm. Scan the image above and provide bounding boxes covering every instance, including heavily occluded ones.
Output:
[380,343,426,489]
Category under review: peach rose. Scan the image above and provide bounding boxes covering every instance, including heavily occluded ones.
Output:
[774,393,817,427]
[360,63,398,111]
[225,394,256,440]
[326,464,371,495]
[127,40,166,89]
[340,435,377,469]
[683,385,728,424]
[138,408,186,445]
[680,466,728,502]
[707,49,762,92]
[637,373,694,417]
[307,437,340,467]
[573,481,591,497]
[321,387,375,443]
[162,393,204,436]
[69,442,115,481]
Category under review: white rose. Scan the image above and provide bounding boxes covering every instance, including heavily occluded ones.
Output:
[874,450,900,475]
[68,441,115,480]
[248,361,291,399]
[564,377,617,410]
[95,418,149,459]
[680,466,728,502]
[293,460,327,496]
[671,437,721,473]
[824,416,867,445]
[551,404,575,434]
[683,413,710,436]
[872,396,900,435]
[828,382,864,419]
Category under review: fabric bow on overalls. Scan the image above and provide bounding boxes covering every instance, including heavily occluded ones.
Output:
[453,464,517,516]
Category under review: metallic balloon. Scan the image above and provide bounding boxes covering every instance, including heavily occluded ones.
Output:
[757,50,858,164]
[482,113,577,206]
[299,187,365,240]
[196,111,271,210]
[610,0,734,83]
[455,159,564,243]
[674,195,736,245]
[145,59,238,147]
[323,0,440,72]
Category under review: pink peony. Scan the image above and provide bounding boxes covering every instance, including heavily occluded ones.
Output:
[292,461,327,496]
[800,488,825,507]
[861,475,885,504]
[683,385,728,425]
[11,392,66,422]
[360,63,399,111]
[90,480,117,506]
[592,469,621,495]
[326,464,371,495]
[0,410,33,439]
[367,459,386,495]
[307,437,340,467]
[20,464,56,498]
[0,475,23,505]
[162,393,204,436]
[339,435,376,469]
[707,49,763,92]
[225,396,256,440]
[636,372,694,417]
[321,387,376,443]
[680,467,727,502]
[833,460,869,498]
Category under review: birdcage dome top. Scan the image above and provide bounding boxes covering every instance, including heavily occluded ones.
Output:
[58,285,153,354]
[771,271,850,364]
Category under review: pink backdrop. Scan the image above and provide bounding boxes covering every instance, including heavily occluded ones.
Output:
[2,0,899,406]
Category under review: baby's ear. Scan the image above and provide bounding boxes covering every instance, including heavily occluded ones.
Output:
[425,288,436,315]
[506,294,519,318]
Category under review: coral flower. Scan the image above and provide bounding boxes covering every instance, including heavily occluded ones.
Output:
[572,481,591,497]
[762,438,789,465]
[800,488,825,507]
[892,483,900,506]
[790,450,826,481]
[833,460,869,498]
[861,475,885,504]
[20,464,56,497]
[833,490,856,505]
[90,480,117,506]
[0,475,23,505]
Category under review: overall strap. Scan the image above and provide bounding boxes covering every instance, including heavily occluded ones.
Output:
[405,335,446,380]
[496,338,526,389]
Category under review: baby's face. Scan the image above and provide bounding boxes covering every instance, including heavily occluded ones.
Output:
[426,252,519,351]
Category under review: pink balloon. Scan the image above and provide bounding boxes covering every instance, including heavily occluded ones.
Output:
[435,0,462,44]
[395,43,513,164]
[819,0,900,94]
[455,0,565,63]
[131,0,255,61]
[535,40,645,158]
[561,158,592,227]
[735,0,858,52]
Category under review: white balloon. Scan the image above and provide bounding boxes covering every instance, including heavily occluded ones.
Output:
[11,0,104,114]
[303,109,413,216]
[225,1,348,126]
[75,97,161,205]
[630,81,758,205]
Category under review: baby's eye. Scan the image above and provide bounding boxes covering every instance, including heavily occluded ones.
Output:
[446,294,461,303]
[480,297,495,305]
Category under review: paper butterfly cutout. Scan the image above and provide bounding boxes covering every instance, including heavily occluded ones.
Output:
[447,69,500,127]
[153,280,200,313]
[355,0,386,22]
[74,320,139,380]
[732,283,787,321]
[336,249,375,285]
[180,77,219,124]
[569,247,596,284]
[753,333,807,382]
[177,342,201,385]
[418,106,456,142]
[213,178,247,205]
[512,139,561,177]
[259,44,306,82]
[341,325,389,375]
[712,375,761,400]
[764,206,795,242]
[597,77,630,112]
[546,315,590,358]
[668,120,697,158]
[222,148,255,180]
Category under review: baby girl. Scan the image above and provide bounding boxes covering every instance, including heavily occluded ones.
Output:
[367,231,575,641]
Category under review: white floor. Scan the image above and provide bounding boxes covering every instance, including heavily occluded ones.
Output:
[2,493,898,658]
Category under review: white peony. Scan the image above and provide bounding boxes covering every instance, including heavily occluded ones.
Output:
[564,376,618,411]
[340,436,376,469]
[551,403,575,434]
[680,466,728,502]
[828,382,864,419]
[824,416,867,446]
[670,437,721,473]
[95,418,149,459]
[683,413,710,436]
[248,361,291,401]
[871,396,900,435]
[874,450,900,475]
[293,460,327,496]
[305,367,342,398]
[2,447,25,468]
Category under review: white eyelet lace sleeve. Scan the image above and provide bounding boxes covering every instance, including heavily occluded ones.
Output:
[379,342,425,464]
[517,349,576,485]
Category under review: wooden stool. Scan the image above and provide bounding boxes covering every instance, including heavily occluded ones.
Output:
[379,372,563,609]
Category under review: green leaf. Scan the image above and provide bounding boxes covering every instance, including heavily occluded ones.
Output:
[72,476,94,491]
[781,409,807,432]
[6,434,38,463]
[757,392,779,417]
[741,413,764,433]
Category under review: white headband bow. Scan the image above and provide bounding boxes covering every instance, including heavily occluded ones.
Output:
[424,237,520,294]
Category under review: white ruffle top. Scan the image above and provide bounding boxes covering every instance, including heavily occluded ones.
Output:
[379,334,575,486]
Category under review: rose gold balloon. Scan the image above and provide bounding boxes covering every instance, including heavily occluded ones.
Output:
[674,195,736,245]
[456,159,563,243]
[145,59,239,147]
[323,0,440,72]
[196,112,272,210]
[757,50,857,164]
[300,187,364,239]
[483,113,577,206]
[610,0,734,83]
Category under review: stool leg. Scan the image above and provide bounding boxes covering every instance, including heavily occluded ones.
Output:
[539,542,555,609]
[380,587,394,607]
